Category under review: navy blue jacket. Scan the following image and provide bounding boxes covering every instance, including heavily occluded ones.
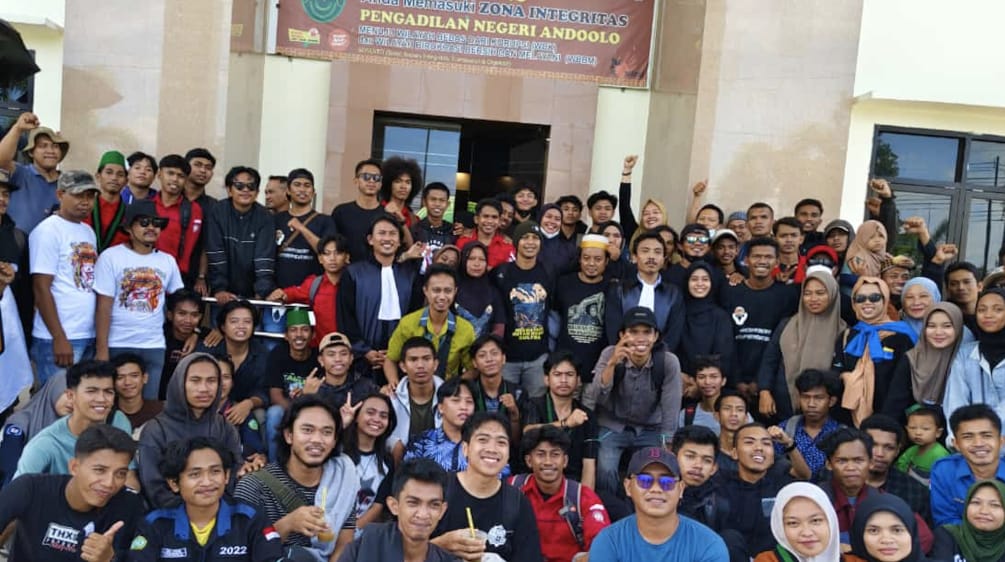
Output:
[127,498,282,562]
[336,257,418,356]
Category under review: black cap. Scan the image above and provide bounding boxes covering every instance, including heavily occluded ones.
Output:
[621,306,658,331]
[123,200,160,226]
[627,447,680,476]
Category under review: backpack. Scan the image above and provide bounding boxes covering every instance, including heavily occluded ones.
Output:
[509,474,585,549]
[683,403,698,427]
[308,275,324,308]
[177,198,192,258]
[611,348,667,413]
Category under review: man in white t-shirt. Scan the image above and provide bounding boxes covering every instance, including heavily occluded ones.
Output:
[94,199,184,400]
[29,170,100,385]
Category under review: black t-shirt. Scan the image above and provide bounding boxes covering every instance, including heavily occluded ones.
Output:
[160,327,188,400]
[409,397,435,438]
[434,474,543,562]
[410,218,457,254]
[265,342,319,398]
[274,210,337,287]
[0,474,144,562]
[551,273,608,380]
[493,262,554,362]
[721,281,800,383]
[521,395,598,481]
[331,202,387,263]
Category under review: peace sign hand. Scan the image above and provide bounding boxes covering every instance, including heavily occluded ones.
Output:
[340,391,363,427]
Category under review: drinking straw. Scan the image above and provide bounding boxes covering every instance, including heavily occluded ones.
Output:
[465,507,476,539]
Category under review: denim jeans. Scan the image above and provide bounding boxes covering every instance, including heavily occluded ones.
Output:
[30,337,95,386]
[265,404,286,462]
[109,347,166,401]
[596,425,664,494]
[500,353,547,398]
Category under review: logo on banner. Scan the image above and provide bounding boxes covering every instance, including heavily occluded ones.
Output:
[302,0,346,23]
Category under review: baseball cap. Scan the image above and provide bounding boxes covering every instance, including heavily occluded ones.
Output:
[57,170,99,194]
[823,219,852,235]
[318,332,351,351]
[711,228,738,245]
[122,200,161,225]
[627,447,680,476]
[621,306,658,331]
[23,126,70,159]
[514,220,542,242]
[726,211,747,223]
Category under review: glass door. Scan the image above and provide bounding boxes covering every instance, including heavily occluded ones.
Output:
[963,191,1005,276]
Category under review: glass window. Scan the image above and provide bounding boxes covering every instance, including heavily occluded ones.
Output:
[967,141,1005,188]
[965,196,1005,276]
[890,190,953,266]
[874,132,962,183]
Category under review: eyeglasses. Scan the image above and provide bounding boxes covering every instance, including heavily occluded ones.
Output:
[231,181,258,192]
[853,293,885,304]
[685,235,710,245]
[137,217,168,229]
[358,172,382,183]
[635,474,677,491]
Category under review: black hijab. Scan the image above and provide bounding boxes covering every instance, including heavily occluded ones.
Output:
[977,288,1005,368]
[850,494,928,562]
[679,261,729,372]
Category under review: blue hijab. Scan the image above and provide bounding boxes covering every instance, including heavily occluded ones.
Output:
[900,277,941,336]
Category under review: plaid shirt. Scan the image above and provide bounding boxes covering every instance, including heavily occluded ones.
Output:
[880,466,933,525]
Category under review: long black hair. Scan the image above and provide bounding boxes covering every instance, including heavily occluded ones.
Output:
[341,392,397,476]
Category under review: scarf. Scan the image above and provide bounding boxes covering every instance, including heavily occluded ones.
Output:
[844,221,890,278]
[900,277,942,336]
[91,196,126,252]
[944,481,1005,562]
[977,289,1005,368]
[850,493,925,562]
[3,372,66,440]
[310,454,360,558]
[770,482,842,562]
[779,271,845,407]
[906,302,963,404]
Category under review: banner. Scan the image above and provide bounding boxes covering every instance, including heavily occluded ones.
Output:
[276,0,655,87]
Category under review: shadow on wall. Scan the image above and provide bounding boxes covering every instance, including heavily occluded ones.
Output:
[716,107,850,216]
[61,65,144,171]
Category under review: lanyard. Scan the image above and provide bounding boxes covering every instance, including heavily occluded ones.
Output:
[92,199,125,252]
[419,308,455,378]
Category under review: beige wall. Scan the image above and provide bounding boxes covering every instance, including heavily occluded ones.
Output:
[687,0,864,223]
[320,62,598,211]
[60,0,232,195]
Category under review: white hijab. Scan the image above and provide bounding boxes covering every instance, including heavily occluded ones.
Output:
[770,482,842,562]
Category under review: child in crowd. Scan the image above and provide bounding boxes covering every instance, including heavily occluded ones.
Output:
[895,404,950,486]
[217,355,267,466]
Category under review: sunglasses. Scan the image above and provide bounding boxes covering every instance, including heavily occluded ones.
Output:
[136,217,168,229]
[231,181,258,192]
[358,172,382,183]
[635,474,677,491]
[685,235,710,245]
[853,293,884,304]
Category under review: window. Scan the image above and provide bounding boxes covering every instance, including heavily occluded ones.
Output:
[871,126,1005,276]
[0,51,35,139]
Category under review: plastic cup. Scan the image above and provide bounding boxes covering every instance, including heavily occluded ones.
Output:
[316,529,335,543]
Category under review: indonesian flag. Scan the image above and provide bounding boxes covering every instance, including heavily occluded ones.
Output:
[263,527,280,541]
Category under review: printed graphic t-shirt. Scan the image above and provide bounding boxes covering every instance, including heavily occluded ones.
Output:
[29,215,99,340]
[93,245,184,348]
[494,262,554,362]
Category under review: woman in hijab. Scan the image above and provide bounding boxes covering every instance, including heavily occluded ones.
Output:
[898,277,942,337]
[537,203,578,276]
[848,493,933,562]
[833,277,917,426]
[840,221,891,295]
[932,480,1005,562]
[0,373,70,487]
[943,288,1005,425]
[758,270,846,420]
[454,241,504,338]
[754,482,848,562]
[884,302,964,419]
[677,260,735,380]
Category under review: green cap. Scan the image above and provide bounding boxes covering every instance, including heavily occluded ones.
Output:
[285,308,312,328]
[98,150,126,171]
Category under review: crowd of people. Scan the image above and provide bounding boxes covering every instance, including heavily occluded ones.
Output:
[2,108,1005,561]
